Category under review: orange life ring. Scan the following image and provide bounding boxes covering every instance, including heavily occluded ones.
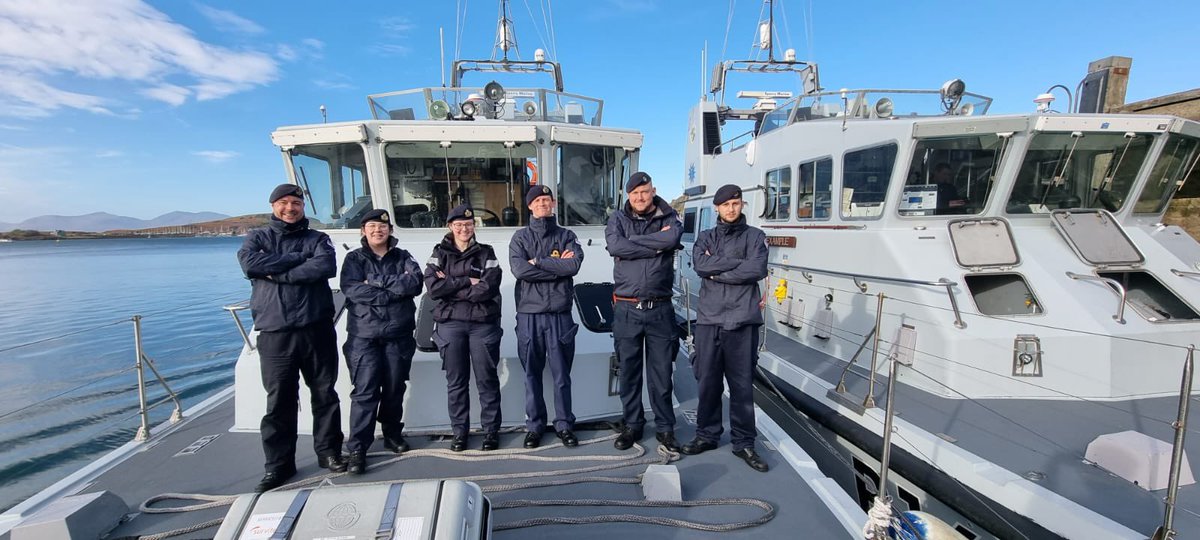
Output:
[526,162,538,185]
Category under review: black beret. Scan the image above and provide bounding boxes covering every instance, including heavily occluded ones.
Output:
[625,171,652,193]
[446,203,475,224]
[269,183,304,203]
[361,209,390,225]
[525,185,554,207]
[713,184,743,205]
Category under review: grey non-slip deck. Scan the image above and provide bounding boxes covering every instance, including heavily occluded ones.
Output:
[83,356,852,539]
[761,329,1200,537]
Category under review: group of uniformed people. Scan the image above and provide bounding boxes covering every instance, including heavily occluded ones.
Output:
[237,173,770,493]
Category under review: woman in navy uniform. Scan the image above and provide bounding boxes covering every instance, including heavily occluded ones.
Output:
[423,204,504,451]
[340,209,423,474]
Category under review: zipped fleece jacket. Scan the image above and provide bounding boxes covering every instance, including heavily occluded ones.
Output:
[692,215,768,329]
[236,216,336,332]
[509,216,583,314]
[604,196,683,300]
[422,234,503,323]
[340,236,424,338]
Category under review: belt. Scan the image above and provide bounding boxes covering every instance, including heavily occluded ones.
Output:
[613,295,672,310]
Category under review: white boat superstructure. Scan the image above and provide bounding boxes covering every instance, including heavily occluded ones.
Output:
[675,3,1200,539]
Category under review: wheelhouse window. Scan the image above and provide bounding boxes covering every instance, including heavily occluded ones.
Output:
[899,134,1009,217]
[764,166,792,220]
[682,207,698,243]
[798,158,833,219]
[382,141,536,228]
[557,144,627,226]
[287,143,370,229]
[1134,133,1200,214]
[842,143,898,219]
[1005,131,1153,214]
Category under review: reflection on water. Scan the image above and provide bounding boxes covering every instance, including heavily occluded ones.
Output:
[0,237,248,512]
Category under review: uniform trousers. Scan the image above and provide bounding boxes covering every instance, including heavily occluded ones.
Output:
[692,324,760,451]
[517,311,578,433]
[256,321,343,473]
[613,301,678,434]
[343,335,416,453]
[433,319,503,436]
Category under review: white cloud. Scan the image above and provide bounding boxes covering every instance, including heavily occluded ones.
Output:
[302,38,325,51]
[276,44,297,61]
[95,150,123,158]
[313,74,354,90]
[141,83,191,106]
[379,17,415,33]
[0,0,279,117]
[0,124,28,130]
[193,4,264,35]
[192,150,239,163]
[371,44,411,57]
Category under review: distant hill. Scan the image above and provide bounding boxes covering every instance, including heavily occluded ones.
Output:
[0,211,229,232]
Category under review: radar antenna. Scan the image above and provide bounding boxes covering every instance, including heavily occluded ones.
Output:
[492,0,519,61]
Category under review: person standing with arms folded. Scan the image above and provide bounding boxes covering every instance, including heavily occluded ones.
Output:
[680,184,770,472]
[236,183,346,493]
[339,209,423,474]
[509,186,583,449]
[604,172,683,452]
[424,204,504,452]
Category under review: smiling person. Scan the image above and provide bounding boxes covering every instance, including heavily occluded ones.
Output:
[423,204,504,451]
[604,172,684,452]
[509,186,583,449]
[339,209,423,474]
[236,183,346,493]
[682,184,770,472]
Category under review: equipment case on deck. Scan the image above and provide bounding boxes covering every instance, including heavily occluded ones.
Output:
[214,479,489,540]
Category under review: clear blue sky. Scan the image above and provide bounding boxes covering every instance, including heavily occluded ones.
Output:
[1,0,1197,223]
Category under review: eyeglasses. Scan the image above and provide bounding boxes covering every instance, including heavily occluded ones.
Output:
[449,222,475,230]
[363,222,390,231]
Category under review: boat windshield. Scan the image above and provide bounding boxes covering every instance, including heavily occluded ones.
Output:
[381,141,626,228]
[1005,131,1154,214]
[1133,133,1200,214]
[898,133,1010,217]
[287,143,371,229]
[384,141,537,228]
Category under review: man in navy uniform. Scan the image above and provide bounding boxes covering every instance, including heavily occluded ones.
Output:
[510,186,584,449]
[237,183,346,493]
[605,172,683,452]
[681,184,770,472]
[424,204,505,451]
[340,209,423,474]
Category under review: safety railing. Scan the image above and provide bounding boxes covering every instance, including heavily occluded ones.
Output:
[223,302,254,351]
[772,262,965,329]
[131,315,183,442]
[1065,272,1127,324]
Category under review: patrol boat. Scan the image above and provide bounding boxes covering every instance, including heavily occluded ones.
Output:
[0,3,863,539]
[675,2,1200,539]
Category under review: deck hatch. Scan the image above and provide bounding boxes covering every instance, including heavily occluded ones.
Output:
[1050,209,1144,267]
[947,218,1019,269]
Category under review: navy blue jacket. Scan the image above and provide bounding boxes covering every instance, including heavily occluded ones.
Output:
[692,215,768,329]
[604,196,683,300]
[509,216,583,314]
[237,217,336,332]
[340,237,423,338]
[423,234,503,323]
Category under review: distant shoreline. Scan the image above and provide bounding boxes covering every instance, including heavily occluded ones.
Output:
[0,214,270,241]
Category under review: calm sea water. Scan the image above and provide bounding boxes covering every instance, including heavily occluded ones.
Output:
[0,237,249,512]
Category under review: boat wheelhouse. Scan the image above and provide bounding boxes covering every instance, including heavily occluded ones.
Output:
[676,4,1200,538]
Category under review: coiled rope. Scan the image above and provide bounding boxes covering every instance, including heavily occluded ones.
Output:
[135,433,776,538]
